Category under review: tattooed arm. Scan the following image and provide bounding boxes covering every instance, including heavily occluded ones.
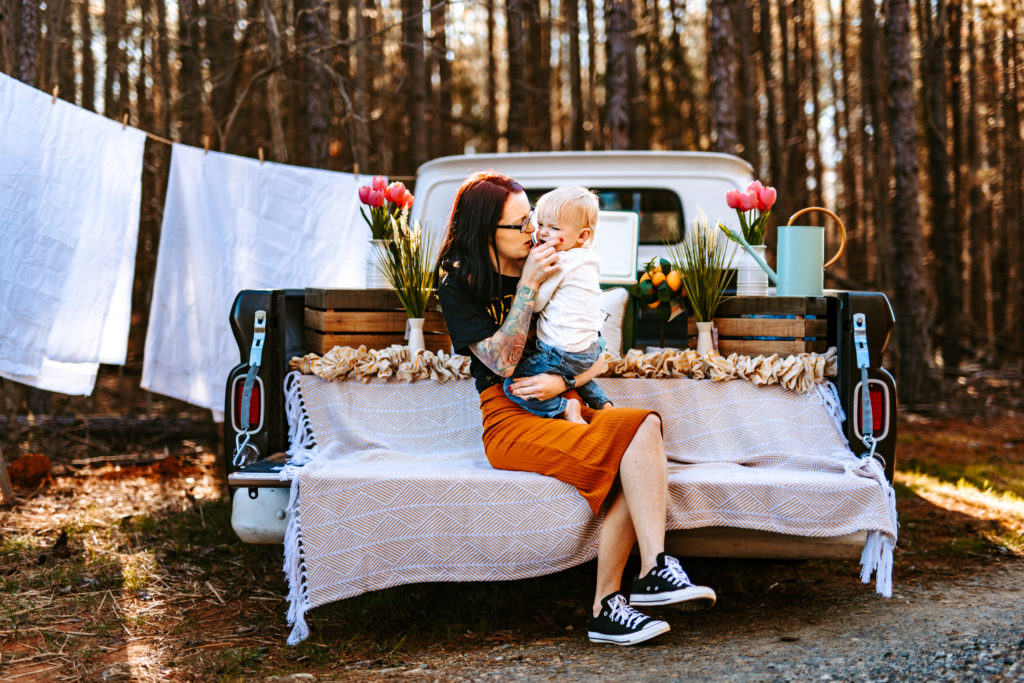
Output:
[470,284,537,378]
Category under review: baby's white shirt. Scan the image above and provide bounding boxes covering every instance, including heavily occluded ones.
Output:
[534,247,602,352]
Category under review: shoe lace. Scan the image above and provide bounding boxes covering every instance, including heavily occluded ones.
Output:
[654,555,692,587]
[607,595,646,629]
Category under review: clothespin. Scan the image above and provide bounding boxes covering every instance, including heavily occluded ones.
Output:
[122,113,129,130]
[353,162,360,178]
[258,147,265,165]
[202,135,210,154]
[51,85,59,104]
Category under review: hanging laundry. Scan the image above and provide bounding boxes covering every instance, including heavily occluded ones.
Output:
[142,143,368,419]
[0,73,145,394]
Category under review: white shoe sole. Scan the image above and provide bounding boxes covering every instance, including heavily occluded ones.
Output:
[588,620,670,646]
[629,585,717,609]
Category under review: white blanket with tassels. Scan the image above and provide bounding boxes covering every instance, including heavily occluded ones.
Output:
[280,374,897,645]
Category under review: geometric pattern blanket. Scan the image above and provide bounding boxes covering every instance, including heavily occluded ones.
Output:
[280,373,897,644]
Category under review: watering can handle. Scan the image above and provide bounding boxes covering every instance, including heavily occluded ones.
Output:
[787,207,847,269]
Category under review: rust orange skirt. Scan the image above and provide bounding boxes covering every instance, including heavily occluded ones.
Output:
[479,384,658,515]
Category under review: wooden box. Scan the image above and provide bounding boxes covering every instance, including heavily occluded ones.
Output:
[686,296,829,356]
[304,288,452,355]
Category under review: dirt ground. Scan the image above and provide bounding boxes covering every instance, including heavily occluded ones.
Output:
[1,372,1022,681]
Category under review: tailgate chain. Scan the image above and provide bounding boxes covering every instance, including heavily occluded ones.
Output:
[233,310,266,468]
[853,313,878,462]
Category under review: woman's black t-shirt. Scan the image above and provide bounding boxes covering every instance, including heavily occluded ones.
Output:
[438,272,522,393]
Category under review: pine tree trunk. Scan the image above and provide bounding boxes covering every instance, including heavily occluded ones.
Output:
[154,0,170,131]
[921,0,961,370]
[735,0,759,169]
[18,0,40,85]
[838,0,864,283]
[708,0,737,154]
[585,0,602,148]
[565,0,583,150]
[178,0,203,143]
[759,0,781,248]
[204,0,238,143]
[486,0,498,150]
[430,0,451,157]
[806,0,824,207]
[103,0,123,117]
[885,0,931,404]
[605,0,630,150]
[1001,16,1023,354]
[261,0,288,162]
[861,0,890,289]
[0,0,15,74]
[627,0,648,149]
[56,0,74,104]
[506,0,527,152]
[79,0,95,110]
[403,0,428,169]
[298,0,330,167]
[353,0,370,169]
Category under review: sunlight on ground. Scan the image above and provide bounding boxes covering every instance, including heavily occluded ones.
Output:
[896,470,1024,553]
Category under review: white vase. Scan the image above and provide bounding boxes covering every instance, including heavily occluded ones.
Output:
[366,239,392,289]
[736,244,769,296]
[696,321,714,355]
[405,317,426,352]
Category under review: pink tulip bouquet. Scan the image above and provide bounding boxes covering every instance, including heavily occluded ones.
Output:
[721,180,776,246]
[358,175,414,240]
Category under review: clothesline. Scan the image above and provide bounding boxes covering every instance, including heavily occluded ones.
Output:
[46,83,413,180]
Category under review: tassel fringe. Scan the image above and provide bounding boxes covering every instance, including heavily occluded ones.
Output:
[281,371,316,644]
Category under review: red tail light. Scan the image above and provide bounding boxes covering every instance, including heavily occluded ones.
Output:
[854,381,888,439]
[231,375,264,432]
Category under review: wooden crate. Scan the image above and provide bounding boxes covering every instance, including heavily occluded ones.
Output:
[686,296,829,356]
[304,288,452,355]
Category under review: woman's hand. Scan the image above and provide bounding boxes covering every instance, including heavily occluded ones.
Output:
[519,240,560,291]
[508,373,570,402]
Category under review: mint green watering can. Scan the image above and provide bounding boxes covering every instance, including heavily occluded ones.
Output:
[729,207,847,297]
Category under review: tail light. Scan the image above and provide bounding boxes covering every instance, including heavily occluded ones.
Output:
[231,375,265,433]
[853,380,889,441]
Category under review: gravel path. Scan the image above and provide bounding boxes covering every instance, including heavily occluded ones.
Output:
[337,560,1023,682]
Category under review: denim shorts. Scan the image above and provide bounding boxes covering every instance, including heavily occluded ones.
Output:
[502,339,612,418]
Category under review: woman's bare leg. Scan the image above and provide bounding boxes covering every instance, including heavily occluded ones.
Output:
[617,414,667,575]
[591,414,667,615]
[592,489,635,616]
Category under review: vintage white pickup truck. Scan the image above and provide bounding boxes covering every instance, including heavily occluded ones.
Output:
[223,150,897,560]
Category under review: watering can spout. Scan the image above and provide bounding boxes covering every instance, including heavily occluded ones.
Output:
[722,225,778,285]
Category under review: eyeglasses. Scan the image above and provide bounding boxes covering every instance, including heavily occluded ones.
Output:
[496,206,536,232]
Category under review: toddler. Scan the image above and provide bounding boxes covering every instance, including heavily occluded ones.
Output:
[504,186,611,423]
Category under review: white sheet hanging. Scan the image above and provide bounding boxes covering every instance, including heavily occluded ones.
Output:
[142,144,369,417]
[0,73,145,394]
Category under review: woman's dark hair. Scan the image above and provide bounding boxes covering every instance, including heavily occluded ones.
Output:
[437,171,525,301]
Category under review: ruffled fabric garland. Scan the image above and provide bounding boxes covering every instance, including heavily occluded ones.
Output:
[606,346,838,394]
[289,344,838,394]
[288,344,471,383]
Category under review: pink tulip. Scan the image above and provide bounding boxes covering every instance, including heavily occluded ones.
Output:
[739,191,758,211]
[757,186,777,211]
[747,180,764,195]
[371,175,388,192]
[726,189,743,209]
[358,185,371,204]
[386,181,407,204]
[402,194,414,209]
[368,189,386,208]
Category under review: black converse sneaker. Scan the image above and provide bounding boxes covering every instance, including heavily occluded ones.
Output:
[587,591,670,645]
[630,552,717,608]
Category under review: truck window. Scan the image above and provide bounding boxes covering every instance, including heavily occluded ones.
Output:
[526,188,684,245]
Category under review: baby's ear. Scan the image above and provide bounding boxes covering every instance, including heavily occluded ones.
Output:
[580,226,594,245]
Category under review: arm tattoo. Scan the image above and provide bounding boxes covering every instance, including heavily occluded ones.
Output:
[471,285,536,377]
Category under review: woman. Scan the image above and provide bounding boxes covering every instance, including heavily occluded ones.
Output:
[436,171,716,646]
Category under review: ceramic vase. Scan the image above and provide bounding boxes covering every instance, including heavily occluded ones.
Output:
[366,239,392,289]
[736,244,769,296]
[696,321,715,355]
[406,317,426,353]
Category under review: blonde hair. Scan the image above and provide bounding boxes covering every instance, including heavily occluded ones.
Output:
[536,186,599,231]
